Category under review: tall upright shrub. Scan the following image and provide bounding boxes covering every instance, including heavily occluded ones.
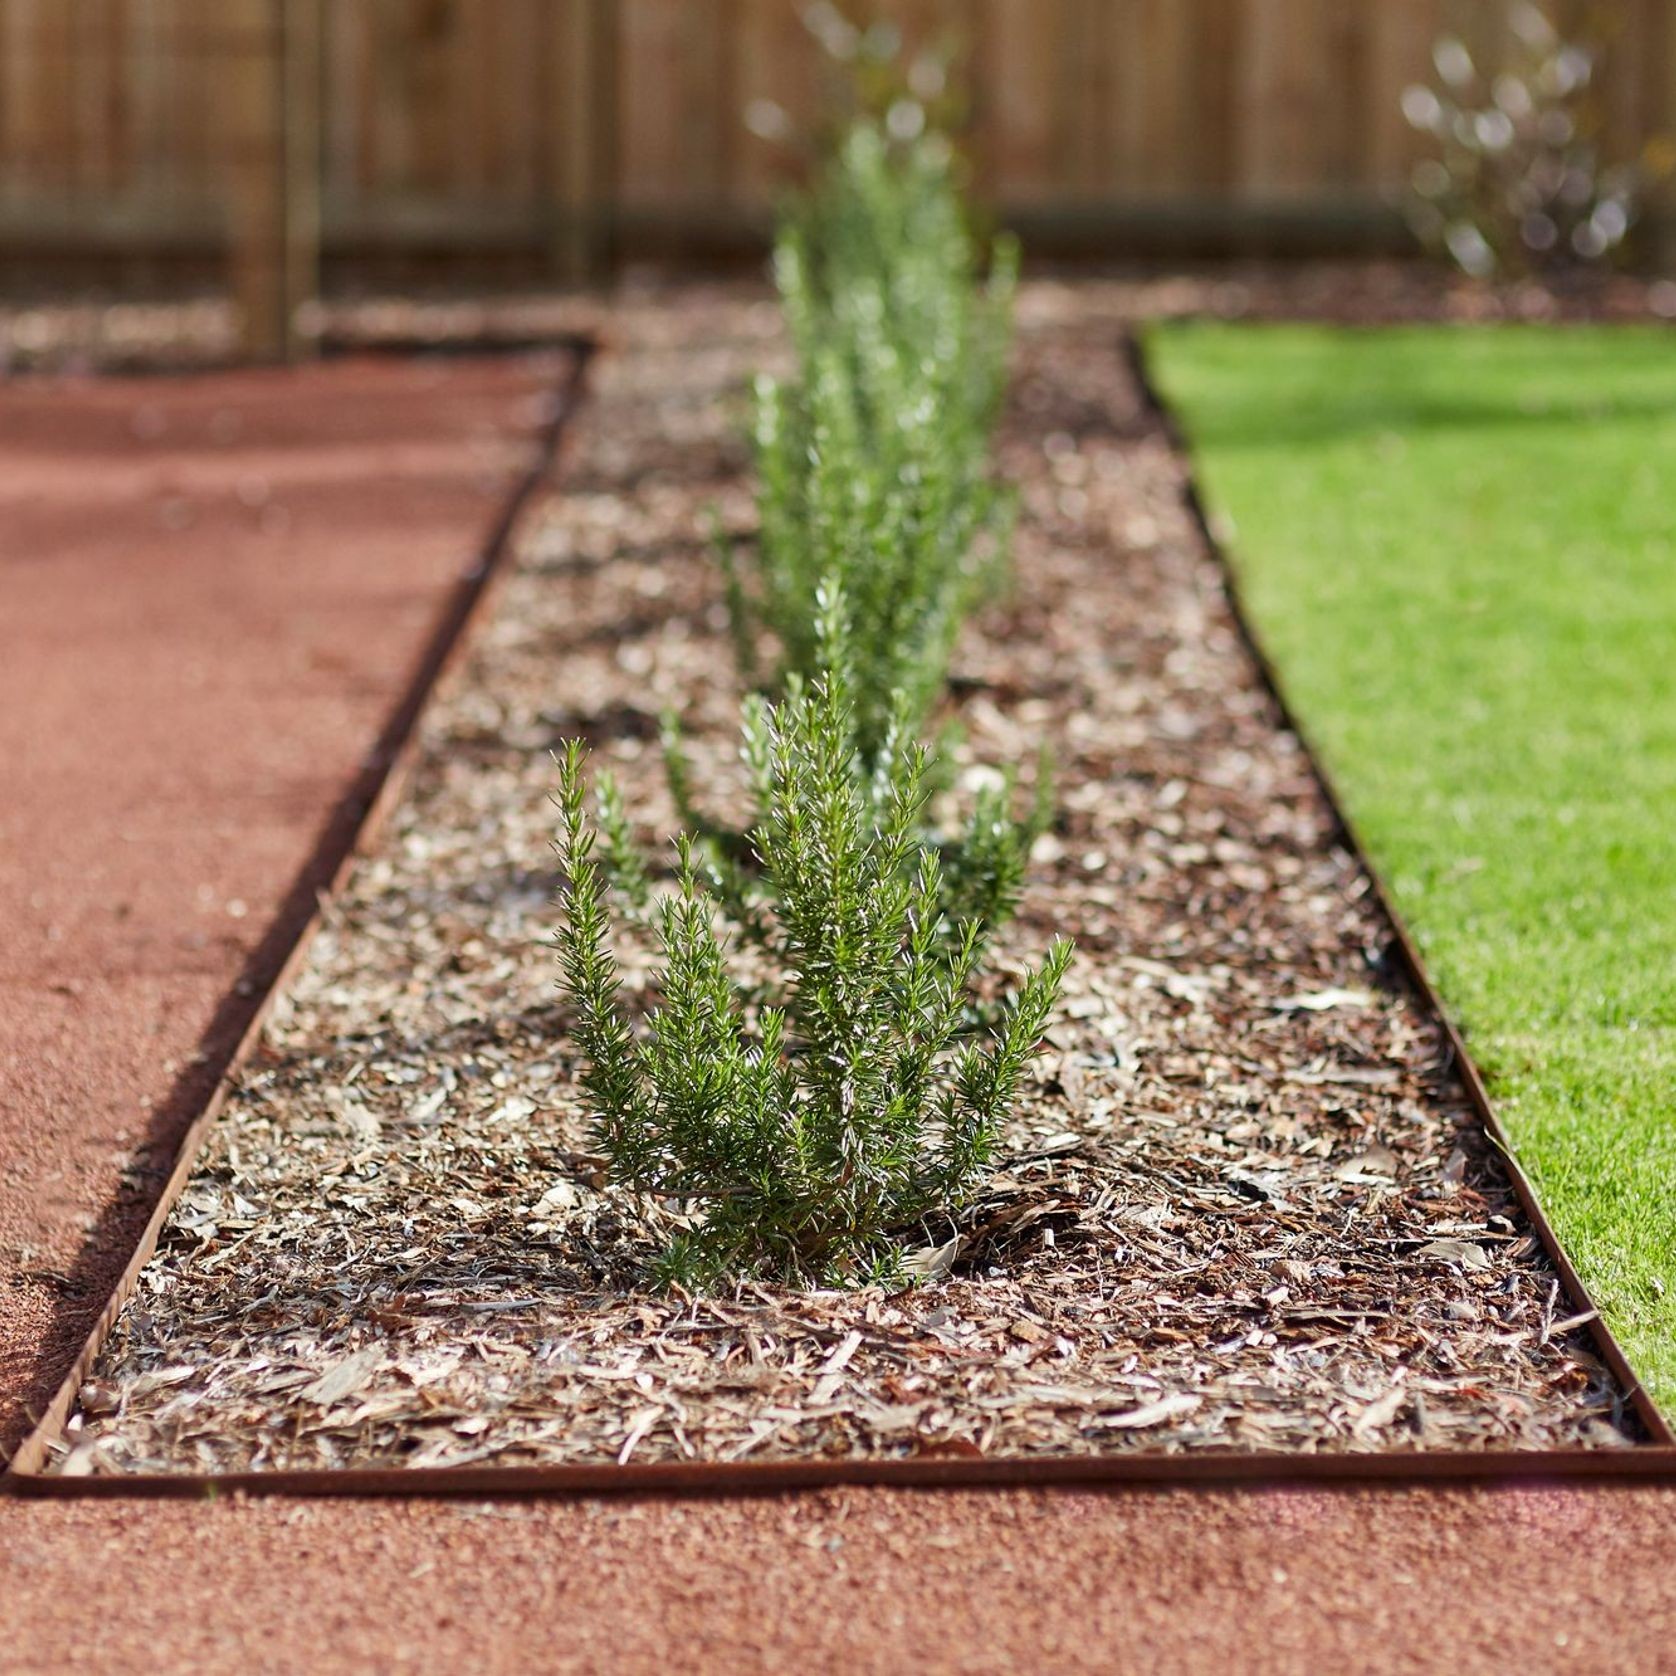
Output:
[545,41,1072,1294]
[654,582,1051,956]
[554,666,1071,1290]
[1402,3,1673,277]
[722,120,1019,762]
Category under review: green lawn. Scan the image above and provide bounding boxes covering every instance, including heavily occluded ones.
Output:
[1146,322,1676,1415]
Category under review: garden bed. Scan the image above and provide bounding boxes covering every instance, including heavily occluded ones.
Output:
[42,286,1637,1478]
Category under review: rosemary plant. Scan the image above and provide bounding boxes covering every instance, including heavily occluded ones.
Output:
[723,120,1019,760]
[654,579,1051,953]
[553,670,1071,1290]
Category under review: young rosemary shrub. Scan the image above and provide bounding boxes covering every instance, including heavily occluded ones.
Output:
[655,580,1051,957]
[723,120,1019,761]
[553,673,1072,1291]
[1401,5,1674,277]
[786,119,1017,447]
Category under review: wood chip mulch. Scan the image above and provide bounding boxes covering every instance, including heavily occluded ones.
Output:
[51,281,1636,1477]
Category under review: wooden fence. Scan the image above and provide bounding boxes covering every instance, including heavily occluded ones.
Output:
[2,0,1673,352]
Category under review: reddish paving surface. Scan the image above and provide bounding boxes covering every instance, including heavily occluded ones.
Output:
[7,1484,1676,1673]
[4,340,1675,1676]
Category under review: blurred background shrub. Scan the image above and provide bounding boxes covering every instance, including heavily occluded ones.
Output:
[1403,1,1675,277]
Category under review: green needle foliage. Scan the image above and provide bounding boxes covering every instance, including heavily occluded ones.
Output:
[723,120,1019,760]
[653,580,1051,955]
[785,119,1017,449]
[549,84,1066,1294]
[553,668,1072,1291]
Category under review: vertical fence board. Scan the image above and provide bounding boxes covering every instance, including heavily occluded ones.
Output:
[616,0,679,207]
[1366,0,1441,190]
[22,0,70,195]
[684,0,735,206]
[984,0,1061,200]
[320,0,362,223]
[217,0,316,357]
[1190,0,1244,199]
[734,0,819,203]
[283,0,320,339]
[547,0,610,281]
[1102,0,1150,197]
[220,0,283,348]
[0,1,37,198]
[1056,0,1103,196]
[1142,0,1199,197]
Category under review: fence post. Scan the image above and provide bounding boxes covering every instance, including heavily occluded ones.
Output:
[549,0,614,285]
[281,0,322,351]
[224,0,320,361]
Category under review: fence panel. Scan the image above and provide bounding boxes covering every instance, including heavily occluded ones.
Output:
[0,0,1670,301]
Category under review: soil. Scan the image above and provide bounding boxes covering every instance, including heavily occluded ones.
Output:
[0,347,575,1456]
[6,282,1676,1676]
[40,286,1634,1477]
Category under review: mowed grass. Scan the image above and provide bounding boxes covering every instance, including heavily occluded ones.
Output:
[1147,322,1676,1413]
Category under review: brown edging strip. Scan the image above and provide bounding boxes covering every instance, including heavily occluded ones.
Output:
[2,337,595,1488]
[8,320,1670,1500]
[1126,325,1674,1452]
[7,1445,1676,1501]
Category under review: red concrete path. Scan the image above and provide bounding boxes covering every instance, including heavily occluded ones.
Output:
[4,343,1675,1676]
[6,1483,1676,1675]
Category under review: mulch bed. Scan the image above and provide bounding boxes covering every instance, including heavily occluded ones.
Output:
[47,283,1636,1478]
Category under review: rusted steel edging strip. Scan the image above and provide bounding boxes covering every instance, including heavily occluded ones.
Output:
[2,339,596,1486]
[8,1445,1676,1501]
[9,322,1669,1498]
[1125,327,1674,1449]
